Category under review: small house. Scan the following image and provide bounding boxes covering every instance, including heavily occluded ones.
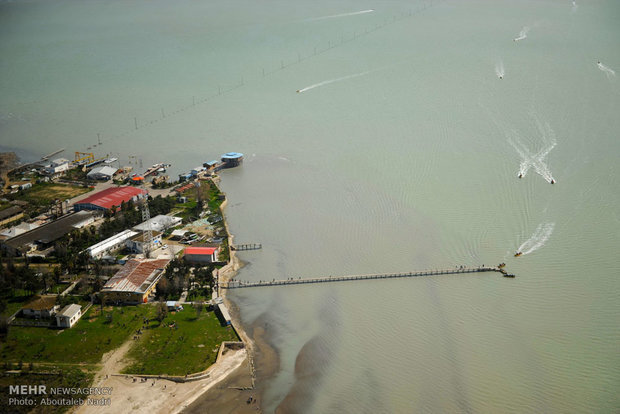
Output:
[55,304,82,328]
[184,246,219,264]
[22,296,59,319]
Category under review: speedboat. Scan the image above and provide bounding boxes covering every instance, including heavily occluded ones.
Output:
[514,252,522,257]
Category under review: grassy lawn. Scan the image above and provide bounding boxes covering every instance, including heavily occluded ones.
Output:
[0,305,155,364]
[122,307,238,376]
[13,183,91,206]
[2,292,35,317]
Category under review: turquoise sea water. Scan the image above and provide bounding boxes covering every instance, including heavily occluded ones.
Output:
[1,0,619,412]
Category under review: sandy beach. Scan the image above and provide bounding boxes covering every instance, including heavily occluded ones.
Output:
[74,339,247,414]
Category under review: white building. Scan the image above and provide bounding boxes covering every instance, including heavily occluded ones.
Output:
[86,229,138,259]
[191,166,205,176]
[126,231,162,254]
[0,222,40,239]
[45,158,70,175]
[133,215,182,232]
[87,165,118,181]
[55,304,82,328]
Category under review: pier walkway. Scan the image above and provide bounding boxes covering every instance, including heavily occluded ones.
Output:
[231,243,262,251]
[221,266,510,289]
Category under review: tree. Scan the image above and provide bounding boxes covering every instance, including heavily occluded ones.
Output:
[194,301,204,318]
[156,301,168,323]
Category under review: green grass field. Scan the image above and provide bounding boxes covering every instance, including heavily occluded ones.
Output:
[0,305,155,364]
[122,306,238,376]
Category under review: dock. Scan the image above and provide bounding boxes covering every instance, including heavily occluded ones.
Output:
[221,265,513,289]
[231,243,262,251]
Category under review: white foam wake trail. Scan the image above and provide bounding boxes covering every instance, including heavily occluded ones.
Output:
[518,222,555,255]
[572,1,578,12]
[309,9,374,21]
[513,26,530,42]
[597,62,616,78]
[297,71,370,93]
[495,61,505,79]
[507,117,557,183]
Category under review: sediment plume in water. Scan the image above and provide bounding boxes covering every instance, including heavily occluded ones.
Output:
[517,222,555,255]
[297,71,370,93]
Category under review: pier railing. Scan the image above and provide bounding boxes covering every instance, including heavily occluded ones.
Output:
[221,266,508,289]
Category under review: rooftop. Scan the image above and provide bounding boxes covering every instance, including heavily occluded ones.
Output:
[0,206,23,221]
[57,304,81,318]
[74,186,147,209]
[102,258,170,294]
[87,165,117,177]
[185,246,218,255]
[23,296,57,311]
[4,211,97,250]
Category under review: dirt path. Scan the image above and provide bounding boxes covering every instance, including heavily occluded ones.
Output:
[73,344,247,414]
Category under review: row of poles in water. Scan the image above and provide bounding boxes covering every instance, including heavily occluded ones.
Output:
[88,0,444,154]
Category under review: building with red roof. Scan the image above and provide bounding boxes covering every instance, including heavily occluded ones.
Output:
[184,246,219,264]
[73,186,147,211]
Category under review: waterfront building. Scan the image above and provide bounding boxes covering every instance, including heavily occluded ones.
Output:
[44,158,70,175]
[101,258,170,304]
[86,165,118,181]
[73,186,147,212]
[183,246,219,264]
[220,152,243,168]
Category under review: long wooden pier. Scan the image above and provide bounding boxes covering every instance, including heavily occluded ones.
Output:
[221,266,511,289]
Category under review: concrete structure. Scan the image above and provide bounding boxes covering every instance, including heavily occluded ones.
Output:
[133,215,182,233]
[101,258,170,304]
[55,304,82,328]
[73,186,147,211]
[221,152,243,168]
[184,246,219,264]
[0,206,24,228]
[215,303,231,326]
[22,296,59,319]
[126,231,162,254]
[87,165,118,181]
[170,229,188,240]
[1,211,98,256]
[0,222,40,239]
[86,229,138,259]
[191,166,205,176]
[45,158,70,175]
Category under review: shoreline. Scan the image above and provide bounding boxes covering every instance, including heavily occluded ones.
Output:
[178,177,282,413]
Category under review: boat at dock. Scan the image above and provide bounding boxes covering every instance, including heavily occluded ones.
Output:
[503,273,516,278]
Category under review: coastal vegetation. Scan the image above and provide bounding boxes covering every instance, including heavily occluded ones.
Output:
[0,305,154,365]
[122,306,238,376]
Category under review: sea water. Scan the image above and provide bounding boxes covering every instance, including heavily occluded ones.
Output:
[1,0,619,412]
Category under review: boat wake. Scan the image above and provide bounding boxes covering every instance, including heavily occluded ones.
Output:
[309,9,374,21]
[597,61,616,78]
[495,61,505,79]
[297,71,371,93]
[513,26,530,42]
[507,115,557,184]
[517,222,555,256]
